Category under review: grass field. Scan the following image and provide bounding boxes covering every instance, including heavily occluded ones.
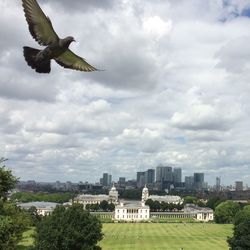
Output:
[17,227,35,250]
[99,223,232,250]
[17,223,232,250]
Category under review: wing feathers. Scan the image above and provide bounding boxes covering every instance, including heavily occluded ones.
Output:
[55,50,98,72]
[22,0,59,46]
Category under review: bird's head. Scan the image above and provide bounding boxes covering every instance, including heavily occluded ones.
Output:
[68,36,76,43]
[63,36,76,47]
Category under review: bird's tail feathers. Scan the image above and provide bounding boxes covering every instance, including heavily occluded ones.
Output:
[23,46,51,73]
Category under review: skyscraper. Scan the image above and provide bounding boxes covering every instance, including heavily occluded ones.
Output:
[102,173,108,187]
[163,166,173,182]
[156,166,164,182]
[156,165,173,182]
[235,181,243,191]
[194,173,204,189]
[215,177,221,191]
[145,169,155,184]
[137,172,145,188]
[108,174,112,186]
[185,176,194,189]
[173,168,182,183]
[118,177,126,186]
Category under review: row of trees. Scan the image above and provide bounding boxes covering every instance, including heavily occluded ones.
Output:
[213,200,250,249]
[11,191,73,204]
[85,200,115,212]
[145,199,184,211]
[0,161,33,250]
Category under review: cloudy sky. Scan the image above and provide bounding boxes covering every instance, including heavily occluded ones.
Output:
[1,0,250,185]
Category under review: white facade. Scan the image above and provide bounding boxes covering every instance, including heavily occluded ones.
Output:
[184,204,214,222]
[115,202,150,221]
[74,185,119,208]
[196,211,214,222]
[18,202,58,216]
[75,194,109,208]
[142,185,183,204]
[148,195,183,204]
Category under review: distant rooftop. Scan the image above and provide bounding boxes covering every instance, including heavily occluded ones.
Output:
[18,201,59,209]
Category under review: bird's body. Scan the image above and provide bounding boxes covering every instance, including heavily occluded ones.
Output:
[22,0,98,73]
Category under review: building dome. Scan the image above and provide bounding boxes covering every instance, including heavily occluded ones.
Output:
[141,185,149,202]
[142,185,148,192]
[111,184,116,191]
[109,184,118,203]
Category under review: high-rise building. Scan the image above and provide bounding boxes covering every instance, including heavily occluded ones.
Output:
[173,168,182,183]
[137,172,145,188]
[118,177,126,186]
[145,169,155,184]
[185,176,194,189]
[156,166,173,182]
[108,174,112,186]
[163,166,173,182]
[235,181,243,191]
[194,173,204,189]
[215,177,221,191]
[102,173,109,187]
[99,178,103,185]
[156,166,164,182]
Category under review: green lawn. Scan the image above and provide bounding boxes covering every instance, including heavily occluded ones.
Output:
[18,223,232,250]
[17,227,35,250]
[99,223,233,250]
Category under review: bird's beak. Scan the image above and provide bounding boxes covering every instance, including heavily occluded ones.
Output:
[73,39,76,42]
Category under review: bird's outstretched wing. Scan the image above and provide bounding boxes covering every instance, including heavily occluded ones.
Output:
[22,0,59,46]
[55,50,98,72]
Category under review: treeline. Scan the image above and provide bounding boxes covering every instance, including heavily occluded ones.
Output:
[85,200,115,212]
[213,200,250,249]
[11,191,73,204]
[0,165,34,249]
[145,199,184,212]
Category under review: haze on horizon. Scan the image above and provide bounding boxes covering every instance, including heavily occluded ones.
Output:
[1,0,250,185]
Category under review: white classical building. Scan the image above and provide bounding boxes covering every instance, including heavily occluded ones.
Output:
[184,204,214,222]
[114,202,150,221]
[142,185,183,204]
[74,184,119,208]
[18,201,58,216]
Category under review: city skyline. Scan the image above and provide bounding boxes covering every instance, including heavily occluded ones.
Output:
[17,166,247,189]
[1,1,250,185]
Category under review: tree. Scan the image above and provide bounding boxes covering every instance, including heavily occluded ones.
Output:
[234,205,250,226]
[0,163,18,200]
[0,161,32,249]
[183,196,197,205]
[206,196,224,210]
[27,206,42,226]
[99,200,109,211]
[108,203,115,212]
[214,201,241,224]
[0,202,32,250]
[227,205,250,249]
[35,203,103,250]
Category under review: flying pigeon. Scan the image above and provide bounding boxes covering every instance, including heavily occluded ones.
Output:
[22,0,98,73]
